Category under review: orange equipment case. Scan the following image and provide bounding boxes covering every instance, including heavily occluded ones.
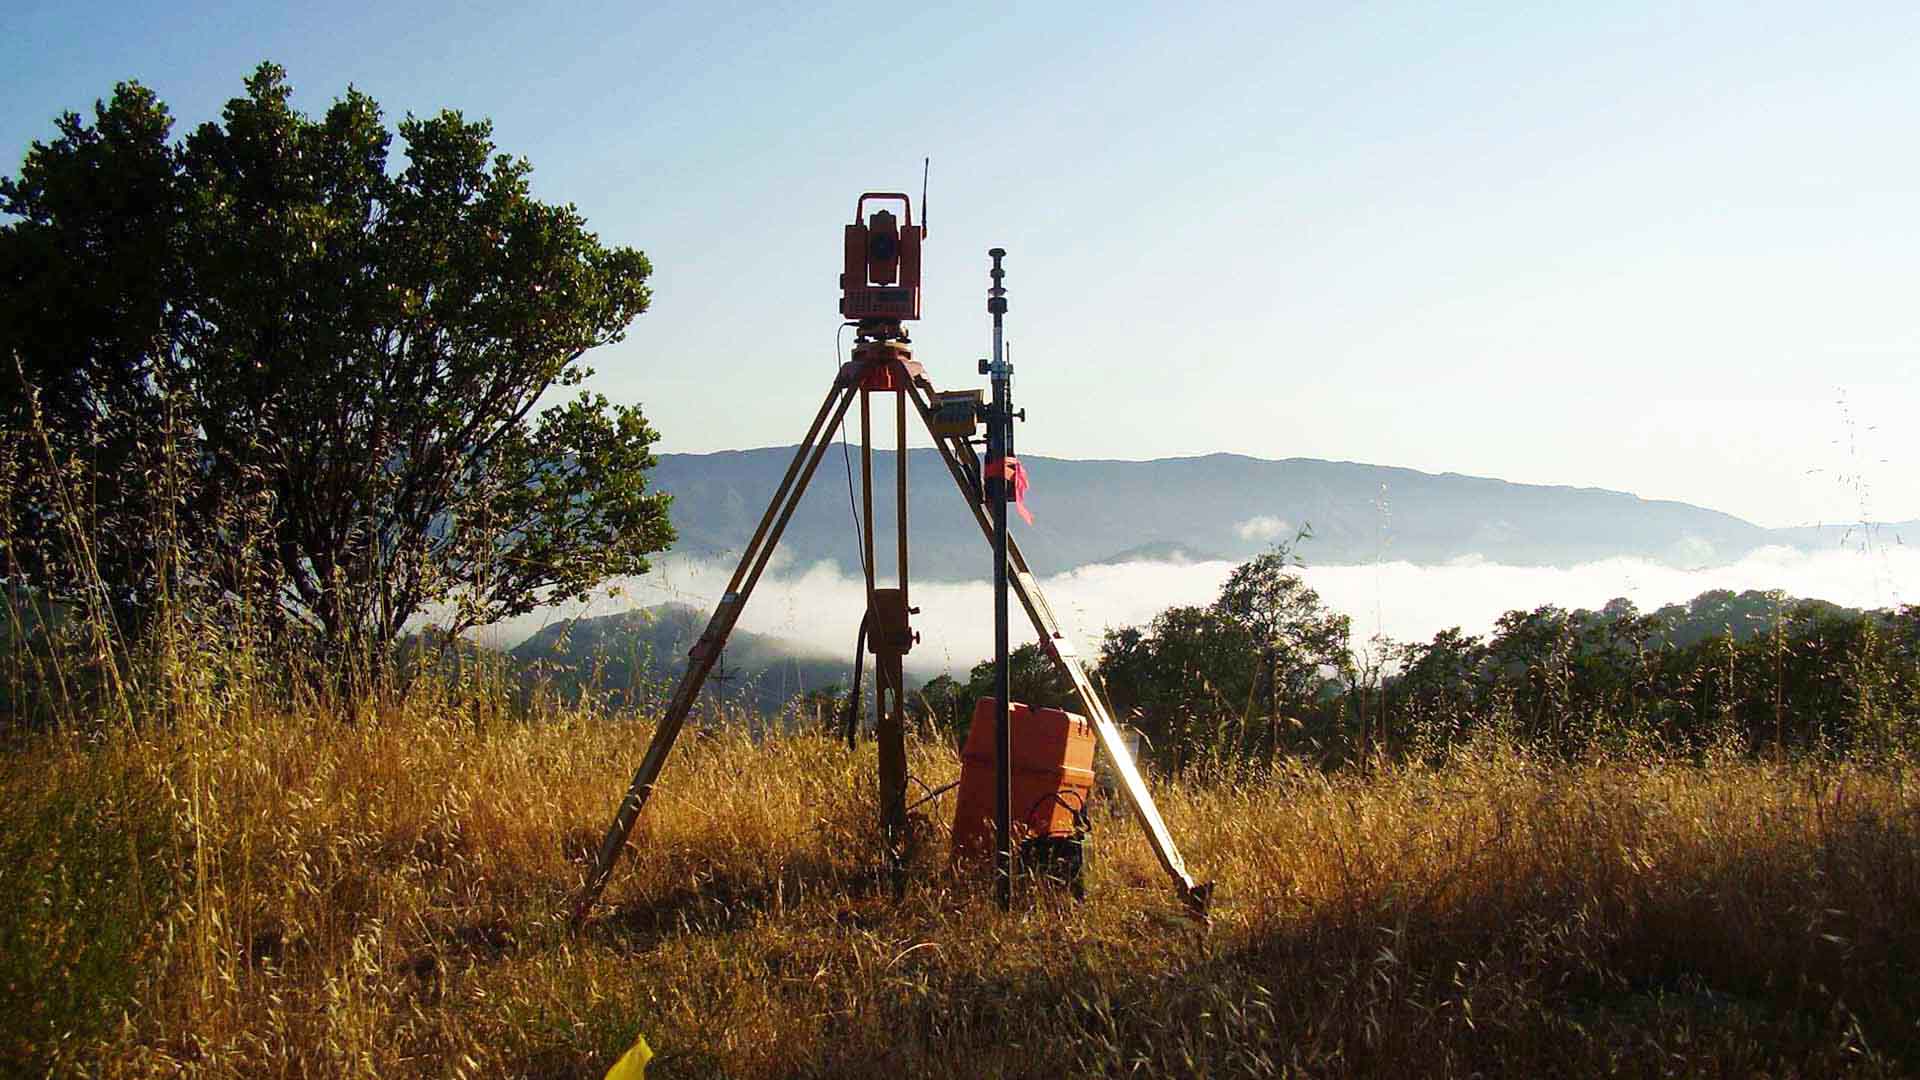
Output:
[950,698,1096,863]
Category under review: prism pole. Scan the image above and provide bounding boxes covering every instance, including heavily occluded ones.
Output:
[982,247,1016,910]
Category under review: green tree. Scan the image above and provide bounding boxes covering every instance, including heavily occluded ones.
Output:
[963,642,1076,718]
[1212,545,1352,717]
[1093,546,1353,769]
[0,81,191,627]
[910,673,969,740]
[1098,605,1257,769]
[1,64,671,668]
[1391,626,1487,725]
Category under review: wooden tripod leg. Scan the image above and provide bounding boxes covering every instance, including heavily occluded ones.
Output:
[570,383,858,929]
[904,377,1213,918]
[730,385,854,596]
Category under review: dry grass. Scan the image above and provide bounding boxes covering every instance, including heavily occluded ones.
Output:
[5,686,1920,1078]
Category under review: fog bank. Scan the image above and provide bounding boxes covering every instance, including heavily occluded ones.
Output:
[476,544,1916,677]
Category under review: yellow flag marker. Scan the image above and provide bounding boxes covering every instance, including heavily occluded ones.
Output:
[604,1031,652,1080]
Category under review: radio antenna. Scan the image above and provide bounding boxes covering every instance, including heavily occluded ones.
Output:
[921,157,930,236]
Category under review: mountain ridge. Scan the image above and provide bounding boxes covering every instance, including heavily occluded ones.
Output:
[673,446,1770,514]
[646,446,1902,580]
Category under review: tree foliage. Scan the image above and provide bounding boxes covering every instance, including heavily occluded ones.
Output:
[910,673,968,739]
[1385,591,1920,759]
[1213,546,1353,712]
[1085,548,1918,772]
[1,64,671,664]
[1097,545,1352,769]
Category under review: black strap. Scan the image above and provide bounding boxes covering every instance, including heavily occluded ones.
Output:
[842,610,870,749]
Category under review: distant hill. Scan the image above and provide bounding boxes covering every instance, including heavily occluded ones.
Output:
[1089,541,1228,566]
[509,603,853,715]
[1760,520,1919,554]
[649,447,1908,579]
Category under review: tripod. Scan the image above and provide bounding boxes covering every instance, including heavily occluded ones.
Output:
[570,323,1213,927]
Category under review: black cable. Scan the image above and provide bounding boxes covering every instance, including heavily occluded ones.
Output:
[904,778,960,815]
[833,322,878,744]
[1019,789,1092,900]
[1025,789,1093,835]
[843,611,869,749]
[833,320,903,744]
[836,321,865,584]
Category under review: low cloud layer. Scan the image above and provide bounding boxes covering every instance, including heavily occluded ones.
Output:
[476,544,1917,677]
[1235,515,1292,542]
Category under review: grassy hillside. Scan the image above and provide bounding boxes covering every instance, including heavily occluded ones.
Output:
[5,685,1918,1077]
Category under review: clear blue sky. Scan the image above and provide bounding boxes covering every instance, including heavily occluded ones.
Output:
[6,0,1916,528]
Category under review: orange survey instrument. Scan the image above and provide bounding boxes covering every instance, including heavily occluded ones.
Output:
[840,193,924,321]
[952,698,1096,862]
